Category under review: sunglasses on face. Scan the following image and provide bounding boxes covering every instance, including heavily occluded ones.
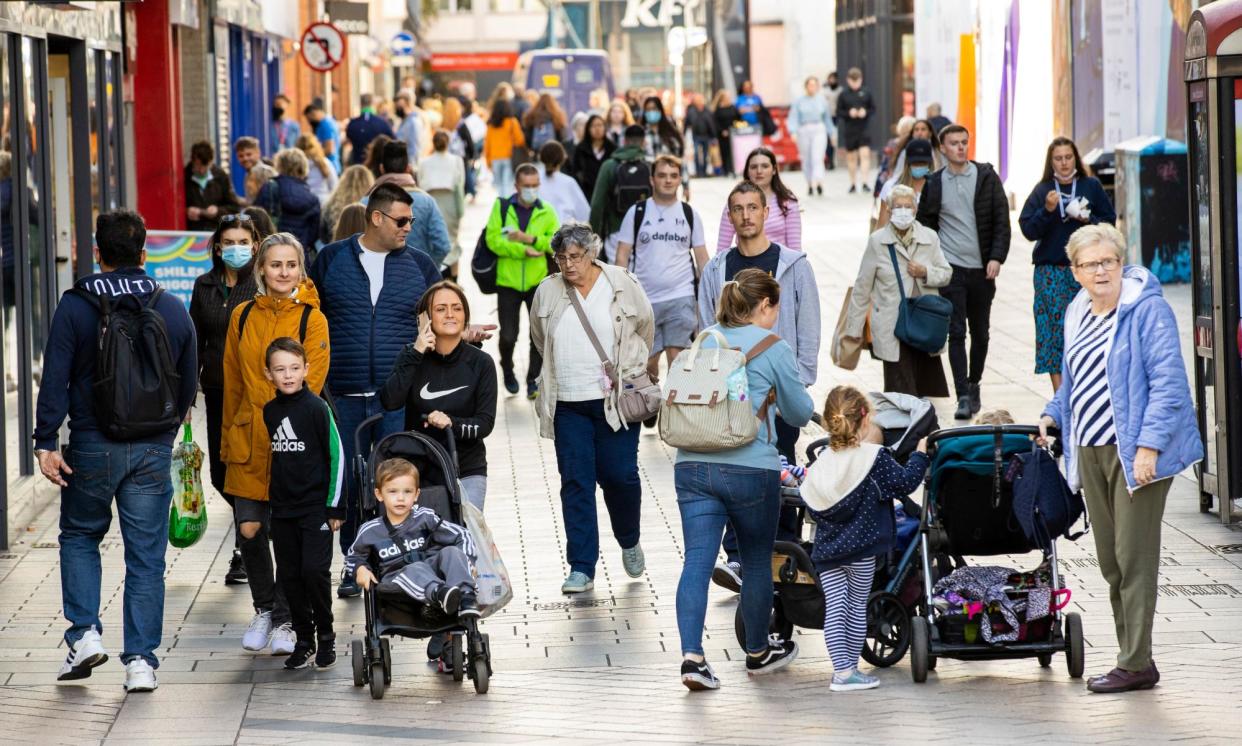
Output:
[377,210,413,229]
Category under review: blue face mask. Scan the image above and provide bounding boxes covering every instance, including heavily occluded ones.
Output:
[221,244,253,270]
[644,110,662,124]
[910,165,930,179]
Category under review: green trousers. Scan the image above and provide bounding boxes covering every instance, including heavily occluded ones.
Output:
[1077,445,1170,672]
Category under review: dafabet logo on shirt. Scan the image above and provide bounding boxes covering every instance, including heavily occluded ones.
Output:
[271,417,306,452]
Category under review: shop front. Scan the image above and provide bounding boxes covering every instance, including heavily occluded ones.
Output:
[0,4,128,548]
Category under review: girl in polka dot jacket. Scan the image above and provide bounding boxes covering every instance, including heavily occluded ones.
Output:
[801,385,929,692]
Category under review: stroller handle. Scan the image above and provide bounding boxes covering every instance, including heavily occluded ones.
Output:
[354,413,387,458]
[926,424,1064,458]
[422,414,460,469]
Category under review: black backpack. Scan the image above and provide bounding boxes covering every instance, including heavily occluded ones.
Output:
[629,199,700,296]
[471,196,515,295]
[68,287,182,441]
[613,159,651,215]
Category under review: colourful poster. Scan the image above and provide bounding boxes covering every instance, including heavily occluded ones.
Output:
[144,231,213,308]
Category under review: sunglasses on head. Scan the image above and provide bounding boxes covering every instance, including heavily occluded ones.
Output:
[220,213,254,224]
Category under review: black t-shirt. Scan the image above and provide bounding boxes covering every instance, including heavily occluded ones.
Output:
[725,243,781,281]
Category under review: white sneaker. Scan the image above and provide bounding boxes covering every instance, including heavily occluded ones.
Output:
[57,626,109,681]
[123,659,158,693]
[242,610,273,651]
[269,623,296,656]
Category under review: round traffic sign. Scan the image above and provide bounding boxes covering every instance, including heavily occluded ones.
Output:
[300,22,346,73]
[390,31,415,56]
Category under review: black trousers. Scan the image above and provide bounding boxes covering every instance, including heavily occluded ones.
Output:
[940,265,997,398]
[825,117,837,170]
[716,134,734,176]
[204,387,242,551]
[497,286,542,384]
[722,416,802,563]
[271,513,335,644]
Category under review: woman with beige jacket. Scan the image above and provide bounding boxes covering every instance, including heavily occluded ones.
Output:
[529,222,654,595]
[842,184,952,397]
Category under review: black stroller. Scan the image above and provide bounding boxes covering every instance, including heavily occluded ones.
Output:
[908,425,1084,683]
[349,415,493,697]
[734,392,939,664]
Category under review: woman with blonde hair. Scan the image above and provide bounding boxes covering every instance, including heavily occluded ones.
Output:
[605,100,635,147]
[319,164,374,244]
[245,163,277,205]
[296,134,338,205]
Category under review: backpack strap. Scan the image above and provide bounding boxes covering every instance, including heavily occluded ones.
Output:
[630,199,645,250]
[743,334,782,362]
[236,300,256,338]
[143,287,166,309]
[298,303,313,343]
[744,334,782,444]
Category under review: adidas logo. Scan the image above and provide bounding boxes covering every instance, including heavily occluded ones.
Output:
[271,417,306,452]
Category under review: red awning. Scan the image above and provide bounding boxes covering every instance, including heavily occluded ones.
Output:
[429,52,518,72]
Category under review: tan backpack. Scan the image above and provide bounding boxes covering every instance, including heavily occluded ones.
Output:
[658,329,780,453]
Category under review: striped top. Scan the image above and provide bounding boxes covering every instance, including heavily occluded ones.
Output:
[1066,307,1118,446]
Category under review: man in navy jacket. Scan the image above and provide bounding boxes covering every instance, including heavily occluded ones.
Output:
[34,210,198,693]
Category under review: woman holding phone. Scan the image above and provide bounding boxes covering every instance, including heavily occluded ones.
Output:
[379,280,498,511]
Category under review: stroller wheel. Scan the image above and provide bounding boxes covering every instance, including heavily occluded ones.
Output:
[1065,612,1085,679]
[910,616,930,683]
[861,592,910,668]
[733,601,794,649]
[380,639,392,685]
[351,640,366,687]
[451,633,465,682]
[471,656,490,694]
[1038,652,1053,668]
[369,661,387,699]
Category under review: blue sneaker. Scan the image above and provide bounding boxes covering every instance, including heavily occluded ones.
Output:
[561,571,593,594]
[830,669,880,692]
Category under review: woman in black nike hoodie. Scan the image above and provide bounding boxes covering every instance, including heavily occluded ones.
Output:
[380,281,497,511]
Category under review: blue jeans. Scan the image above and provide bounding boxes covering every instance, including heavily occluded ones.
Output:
[335,394,405,554]
[552,399,642,577]
[722,415,801,562]
[692,136,714,177]
[675,461,780,656]
[60,438,173,668]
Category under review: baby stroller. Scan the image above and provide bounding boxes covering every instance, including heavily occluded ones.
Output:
[908,424,1084,683]
[349,415,493,697]
[735,393,939,666]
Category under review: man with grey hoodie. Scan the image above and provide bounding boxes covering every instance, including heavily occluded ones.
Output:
[698,180,821,589]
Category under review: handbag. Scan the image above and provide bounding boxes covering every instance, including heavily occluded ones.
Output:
[831,288,871,370]
[565,279,662,424]
[1008,444,1089,552]
[887,243,953,355]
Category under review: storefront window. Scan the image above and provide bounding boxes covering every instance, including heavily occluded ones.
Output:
[0,35,16,480]
[105,51,121,211]
[87,48,100,221]
[22,37,46,452]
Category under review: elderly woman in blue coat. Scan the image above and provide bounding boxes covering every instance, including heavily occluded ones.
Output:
[1038,223,1202,694]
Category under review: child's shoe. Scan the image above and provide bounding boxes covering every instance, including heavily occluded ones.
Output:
[284,641,315,670]
[315,637,336,669]
[458,591,481,618]
[270,623,296,656]
[432,584,461,616]
[830,668,880,691]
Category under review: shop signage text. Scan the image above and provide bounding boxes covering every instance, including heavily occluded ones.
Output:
[621,0,700,28]
[326,1,369,36]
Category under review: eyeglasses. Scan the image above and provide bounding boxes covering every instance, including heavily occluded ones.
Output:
[377,210,413,229]
[1074,257,1121,274]
[220,213,253,223]
[553,252,588,266]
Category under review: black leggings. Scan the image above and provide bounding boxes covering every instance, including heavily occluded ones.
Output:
[497,286,542,383]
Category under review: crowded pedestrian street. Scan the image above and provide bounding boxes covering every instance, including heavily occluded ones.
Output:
[2,172,1241,743]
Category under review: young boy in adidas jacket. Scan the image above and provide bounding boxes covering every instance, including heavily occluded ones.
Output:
[344,458,480,617]
[261,337,346,670]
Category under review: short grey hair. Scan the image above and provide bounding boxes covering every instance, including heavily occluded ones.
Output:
[887,184,917,208]
[550,221,602,259]
[1066,223,1126,266]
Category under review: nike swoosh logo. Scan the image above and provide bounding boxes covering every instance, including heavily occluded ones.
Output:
[420,383,469,400]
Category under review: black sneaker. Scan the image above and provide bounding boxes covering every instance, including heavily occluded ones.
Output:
[337,574,362,599]
[503,370,519,395]
[315,638,336,669]
[954,395,973,421]
[224,550,247,585]
[817,184,823,196]
[848,185,857,194]
[458,593,481,618]
[433,584,461,616]
[808,186,815,197]
[862,183,871,193]
[681,659,720,691]
[642,412,658,429]
[746,639,799,676]
[969,382,982,416]
[284,641,315,670]
[526,380,539,401]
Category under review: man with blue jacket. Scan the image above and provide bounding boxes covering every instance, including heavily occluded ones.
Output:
[34,210,198,693]
[697,181,821,591]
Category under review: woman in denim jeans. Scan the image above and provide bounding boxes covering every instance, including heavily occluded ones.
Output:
[674,269,815,691]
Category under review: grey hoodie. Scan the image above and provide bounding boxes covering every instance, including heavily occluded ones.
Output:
[697,243,821,385]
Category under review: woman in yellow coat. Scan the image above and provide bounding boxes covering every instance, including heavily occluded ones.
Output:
[221,232,330,655]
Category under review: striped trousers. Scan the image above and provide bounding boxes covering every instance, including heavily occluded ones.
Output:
[378,546,476,603]
[819,558,876,673]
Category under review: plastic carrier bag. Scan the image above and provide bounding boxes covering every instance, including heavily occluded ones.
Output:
[168,424,207,548]
[461,498,512,618]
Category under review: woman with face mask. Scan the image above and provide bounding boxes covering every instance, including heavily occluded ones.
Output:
[640,97,689,200]
[1019,136,1117,392]
[838,184,953,397]
[876,138,935,229]
[189,213,262,586]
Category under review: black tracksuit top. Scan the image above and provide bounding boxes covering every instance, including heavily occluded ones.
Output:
[263,386,347,521]
[378,340,497,477]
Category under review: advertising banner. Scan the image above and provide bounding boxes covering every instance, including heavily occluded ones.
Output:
[144,231,214,308]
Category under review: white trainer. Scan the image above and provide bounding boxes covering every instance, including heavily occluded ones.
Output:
[57,626,109,681]
[242,610,273,651]
[269,623,296,656]
[123,659,158,693]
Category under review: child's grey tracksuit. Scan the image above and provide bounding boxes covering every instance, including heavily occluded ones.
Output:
[343,507,477,602]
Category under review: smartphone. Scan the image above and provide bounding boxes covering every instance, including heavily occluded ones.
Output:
[500,225,515,235]
[418,311,431,333]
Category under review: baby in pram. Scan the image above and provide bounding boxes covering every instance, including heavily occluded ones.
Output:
[344,458,481,618]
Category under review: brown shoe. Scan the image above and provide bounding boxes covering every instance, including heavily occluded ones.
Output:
[1087,663,1158,693]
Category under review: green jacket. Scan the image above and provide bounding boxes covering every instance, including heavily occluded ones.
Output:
[485,197,560,292]
[589,145,646,239]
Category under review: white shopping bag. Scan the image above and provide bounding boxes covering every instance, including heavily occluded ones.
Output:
[462,498,513,618]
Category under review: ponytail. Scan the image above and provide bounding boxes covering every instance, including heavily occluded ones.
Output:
[716,268,780,327]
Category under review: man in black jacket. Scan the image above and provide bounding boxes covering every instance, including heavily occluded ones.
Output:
[185,141,242,232]
[915,124,1010,420]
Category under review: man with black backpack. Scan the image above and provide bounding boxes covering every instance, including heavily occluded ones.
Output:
[588,124,650,263]
[613,154,708,428]
[34,210,198,693]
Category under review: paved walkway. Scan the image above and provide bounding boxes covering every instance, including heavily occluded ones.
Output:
[2,171,1242,744]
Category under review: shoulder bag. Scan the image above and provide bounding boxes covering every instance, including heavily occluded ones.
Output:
[887,243,953,355]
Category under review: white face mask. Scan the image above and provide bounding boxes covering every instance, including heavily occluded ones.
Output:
[520,187,539,204]
[890,207,916,230]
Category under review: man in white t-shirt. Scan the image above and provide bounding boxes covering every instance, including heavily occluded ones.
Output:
[614,155,708,427]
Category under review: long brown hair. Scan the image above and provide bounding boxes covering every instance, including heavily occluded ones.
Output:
[1040,136,1091,183]
[523,93,567,131]
[744,147,796,217]
[716,268,780,327]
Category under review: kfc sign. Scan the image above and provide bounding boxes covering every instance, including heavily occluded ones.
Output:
[621,0,700,28]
